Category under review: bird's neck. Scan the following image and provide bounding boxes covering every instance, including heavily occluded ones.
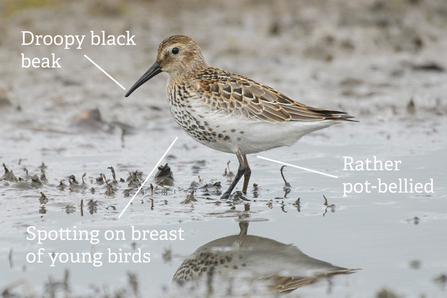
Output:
[168,61,207,86]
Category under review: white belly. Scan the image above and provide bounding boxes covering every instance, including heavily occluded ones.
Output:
[170,102,336,155]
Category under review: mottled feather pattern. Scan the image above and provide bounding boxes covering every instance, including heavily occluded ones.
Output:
[192,67,354,123]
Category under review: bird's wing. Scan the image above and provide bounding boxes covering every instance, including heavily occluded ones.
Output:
[263,269,358,293]
[193,67,355,123]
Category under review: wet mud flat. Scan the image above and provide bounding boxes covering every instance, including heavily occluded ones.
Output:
[1,114,446,297]
[1,0,447,297]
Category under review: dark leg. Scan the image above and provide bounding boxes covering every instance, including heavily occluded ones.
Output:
[237,221,249,245]
[241,155,251,194]
[221,150,249,200]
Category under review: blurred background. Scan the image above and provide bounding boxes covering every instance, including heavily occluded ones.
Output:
[1,0,446,130]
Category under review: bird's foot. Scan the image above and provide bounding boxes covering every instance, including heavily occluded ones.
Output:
[220,190,232,200]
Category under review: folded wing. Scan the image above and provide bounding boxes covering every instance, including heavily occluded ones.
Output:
[193,67,356,123]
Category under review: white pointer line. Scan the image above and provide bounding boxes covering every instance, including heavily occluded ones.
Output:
[256,156,338,179]
[118,137,178,218]
[84,54,126,90]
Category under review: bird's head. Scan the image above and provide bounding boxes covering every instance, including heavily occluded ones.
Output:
[125,35,207,97]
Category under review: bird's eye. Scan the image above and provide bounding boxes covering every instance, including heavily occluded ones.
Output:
[171,47,179,54]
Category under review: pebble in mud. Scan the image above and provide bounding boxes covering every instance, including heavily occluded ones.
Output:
[39,192,48,204]
[0,86,11,107]
[154,163,174,186]
[72,109,108,132]
[1,164,15,182]
[71,108,135,134]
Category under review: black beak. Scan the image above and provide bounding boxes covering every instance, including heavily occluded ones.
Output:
[125,61,162,97]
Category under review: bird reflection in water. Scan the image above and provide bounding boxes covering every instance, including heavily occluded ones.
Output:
[173,221,358,296]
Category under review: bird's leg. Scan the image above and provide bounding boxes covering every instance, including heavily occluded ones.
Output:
[241,154,251,194]
[221,150,247,200]
[237,221,249,246]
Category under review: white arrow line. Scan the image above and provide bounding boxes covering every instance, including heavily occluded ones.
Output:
[118,137,178,218]
[256,156,338,178]
[84,54,126,90]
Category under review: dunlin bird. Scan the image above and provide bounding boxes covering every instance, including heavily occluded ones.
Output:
[125,35,355,199]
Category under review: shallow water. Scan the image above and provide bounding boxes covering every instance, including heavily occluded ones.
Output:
[1,116,446,297]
